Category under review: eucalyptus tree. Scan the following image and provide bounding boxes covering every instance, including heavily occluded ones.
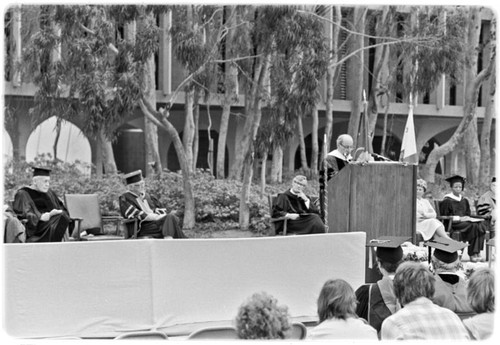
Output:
[406,6,496,184]
[22,5,132,175]
[233,6,328,228]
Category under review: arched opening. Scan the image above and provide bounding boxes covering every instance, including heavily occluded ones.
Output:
[2,128,13,164]
[26,117,91,174]
[167,130,229,177]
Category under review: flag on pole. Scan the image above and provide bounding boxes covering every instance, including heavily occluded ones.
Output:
[399,102,418,164]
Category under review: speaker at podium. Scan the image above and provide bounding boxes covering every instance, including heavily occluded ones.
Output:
[323,162,417,283]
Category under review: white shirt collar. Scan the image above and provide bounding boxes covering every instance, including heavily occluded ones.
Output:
[327,149,352,161]
[444,193,462,201]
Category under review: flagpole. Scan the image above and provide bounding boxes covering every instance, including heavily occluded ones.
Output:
[323,133,329,233]
[362,90,370,154]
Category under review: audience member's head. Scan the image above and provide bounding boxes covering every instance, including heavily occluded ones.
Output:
[367,237,407,275]
[445,175,466,194]
[416,178,427,192]
[467,268,495,314]
[393,261,435,306]
[416,179,427,198]
[377,248,404,274]
[429,239,466,273]
[235,292,290,339]
[291,175,308,193]
[31,167,51,193]
[123,170,146,196]
[317,279,357,323]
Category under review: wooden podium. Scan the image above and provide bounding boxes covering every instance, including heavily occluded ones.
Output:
[325,162,417,283]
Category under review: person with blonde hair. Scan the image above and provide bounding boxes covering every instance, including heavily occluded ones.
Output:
[416,178,450,241]
[463,268,495,340]
[235,292,290,339]
[308,279,377,339]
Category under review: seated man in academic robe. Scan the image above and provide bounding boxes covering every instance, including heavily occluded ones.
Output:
[272,175,325,235]
[13,167,72,242]
[119,170,187,239]
[319,134,353,222]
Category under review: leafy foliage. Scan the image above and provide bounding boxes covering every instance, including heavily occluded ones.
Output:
[21,5,160,139]
[387,6,467,98]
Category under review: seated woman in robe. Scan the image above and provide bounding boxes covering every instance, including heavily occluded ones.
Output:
[439,175,487,263]
[416,179,450,241]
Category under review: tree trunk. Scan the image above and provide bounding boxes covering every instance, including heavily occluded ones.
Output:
[141,17,162,176]
[101,133,117,174]
[260,150,268,197]
[367,7,392,153]
[346,7,366,146]
[270,146,283,183]
[217,102,231,179]
[52,118,61,162]
[479,63,495,186]
[323,5,342,159]
[192,91,200,172]
[216,5,238,179]
[229,54,269,180]
[139,99,196,229]
[183,89,196,175]
[239,150,255,230]
[297,115,308,170]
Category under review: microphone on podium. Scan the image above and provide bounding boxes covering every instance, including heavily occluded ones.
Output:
[370,152,392,162]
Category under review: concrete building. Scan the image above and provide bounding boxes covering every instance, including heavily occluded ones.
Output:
[3,5,496,178]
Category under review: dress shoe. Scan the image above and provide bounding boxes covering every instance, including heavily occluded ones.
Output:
[470,254,485,263]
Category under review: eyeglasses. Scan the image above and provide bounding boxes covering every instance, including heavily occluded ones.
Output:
[293,181,307,187]
[340,143,354,151]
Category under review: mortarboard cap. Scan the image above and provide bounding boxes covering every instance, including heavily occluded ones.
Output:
[424,237,468,264]
[445,175,466,187]
[32,166,51,177]
[124,170,143,185]
[367,236,411,264]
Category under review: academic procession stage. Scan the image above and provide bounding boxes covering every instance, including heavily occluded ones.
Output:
[3,232,366,339]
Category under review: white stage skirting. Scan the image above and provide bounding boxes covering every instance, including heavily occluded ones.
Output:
[3,232,366,339]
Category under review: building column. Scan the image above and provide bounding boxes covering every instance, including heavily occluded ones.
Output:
[159,11,172,96]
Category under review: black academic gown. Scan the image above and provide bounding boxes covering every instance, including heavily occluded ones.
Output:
[440,195,486,256]
[355,275,400,335]
[13,187,71,242]
[272,189,325,235]
[319,150,350,222]
[119,191,186,239]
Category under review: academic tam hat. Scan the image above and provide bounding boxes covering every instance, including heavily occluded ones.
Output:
[424,237,468,264]
[32,166,51,177]
[445,175,466,187]
[124,170,143,185]
[367,236,411,264]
